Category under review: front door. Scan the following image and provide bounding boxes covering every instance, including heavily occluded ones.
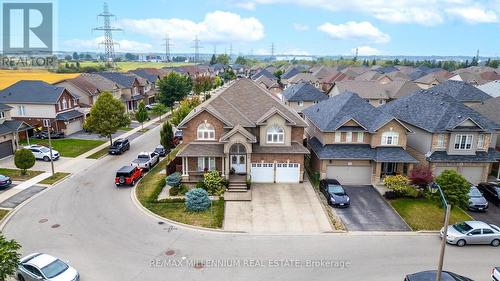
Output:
[381,162,396,177]
[231,155,246,174]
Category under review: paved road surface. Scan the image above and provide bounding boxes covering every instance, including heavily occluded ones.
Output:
[3,125,500,281]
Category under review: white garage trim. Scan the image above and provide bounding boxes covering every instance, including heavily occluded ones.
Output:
[275,163,300,183]
[326,165,372,185]
[251,163,274,183]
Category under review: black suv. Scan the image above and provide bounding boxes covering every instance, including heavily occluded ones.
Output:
[477,182,500,205]
[108,138,130,155]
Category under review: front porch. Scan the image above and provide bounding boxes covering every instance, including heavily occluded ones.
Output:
[372,162,415,184]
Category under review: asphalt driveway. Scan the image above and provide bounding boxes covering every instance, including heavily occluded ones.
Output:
[468,203,500,226]
[335,185,410,231]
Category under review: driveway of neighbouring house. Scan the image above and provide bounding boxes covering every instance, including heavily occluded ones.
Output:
[468,204,500,226]
[334,185,410,231]
[224,182,332,233]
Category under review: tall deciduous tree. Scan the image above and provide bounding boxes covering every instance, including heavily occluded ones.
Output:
[209,54,217,65]
[135,101,148,129]
[152,103,168,121]
[84,92,130,145]
[235,56,248,65]
[215,54,230,65]
[0,234,21,281]
[157,72,192,107]
[160,121,174,149]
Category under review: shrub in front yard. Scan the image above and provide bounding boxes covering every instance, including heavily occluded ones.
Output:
[166,172,182,187]
[185,188,211,212]
[408,165,434,188]
[169,184,188,196]
[203,170,224,196]
[384,175,420,198]
[14,148,35,175]
[435,170,470,208]
[196,180,205,189]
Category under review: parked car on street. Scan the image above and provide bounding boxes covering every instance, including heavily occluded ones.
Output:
[441,220,500,247]
[24,145,60,161]
[131,152,159,170]
[0,174,12,189]
[478,182,500,206]
[108,138,130,155]
[154,145,169,157]
[404,270,472,281]
[493,267,500,281]
[468,185,488,211]
[115,166,142,186]
[17,253,79,281]
[34,130,65,139]
[319,179,350,208]
[173,130,183,145]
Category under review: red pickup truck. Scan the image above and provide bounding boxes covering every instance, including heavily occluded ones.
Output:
[115,166,142,186]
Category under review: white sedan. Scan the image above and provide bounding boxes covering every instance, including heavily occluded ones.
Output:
[17,253,79,281]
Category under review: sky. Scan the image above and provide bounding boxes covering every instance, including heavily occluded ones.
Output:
[53,0,500,57]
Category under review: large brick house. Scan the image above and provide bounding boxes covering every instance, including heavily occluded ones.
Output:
[176,79,309,184]
[0,104,31,158]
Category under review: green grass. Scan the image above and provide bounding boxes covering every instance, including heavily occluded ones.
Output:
[119,126,133,131]
[86,146,110,159]
[21,138,106,157]
[145,199,224,228]
[138,128,149,133]
[390,198,473,231]
[0,209,9,221]
[0,168,44,181]
[39,172,70,185]
[75,61,192,72]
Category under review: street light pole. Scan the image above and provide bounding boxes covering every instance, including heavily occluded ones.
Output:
[436,203,451,281]
[43,119,55,176]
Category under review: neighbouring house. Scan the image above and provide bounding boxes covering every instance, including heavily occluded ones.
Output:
[477,80,500,98]
[255,75,282,96]
[328,80,420,107]
[251,69,276,81]
[54,76,100,107]
[413,70,450,89]
[0,81,84,135]
[96,72,146,112]
[0,104,31,158]
[176,79,309,186]
[282,82,328,115]
[303,92,418,185]
[382,89,500,184]
[429,80,492,106]
[284,72,321,90]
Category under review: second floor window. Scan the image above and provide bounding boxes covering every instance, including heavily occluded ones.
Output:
[477,134,485,149]
[62,98,68,110]
[0,111,4,119]
[335,132,341,142]
[267,125,284,143]
[382,131,399,145]
[357,132,364,143]
[298,101,304,107]
[197,123,215,140]
[454,134,473,150]
[346,132,352,142]
[18,106,26,116]
[436,134,446,148]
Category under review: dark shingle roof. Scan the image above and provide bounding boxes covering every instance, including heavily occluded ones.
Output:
[303,92,394,132]
[281,67,300,79]
[470,97,500,126]
[251,69,276,81]
[0,104,12,111]
[56,110,83,121]
[177,143,224,157]
[309,137,417,162]
[430,80,492,102]
[282,82,328,102]
[0,120,31,135]
[0,81,76,104]
[96,72,137,88]
[427,148,497,163]
[381,89,499,133]
[129,69,159,83]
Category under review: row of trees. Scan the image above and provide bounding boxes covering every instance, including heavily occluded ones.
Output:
[193,76,222,95]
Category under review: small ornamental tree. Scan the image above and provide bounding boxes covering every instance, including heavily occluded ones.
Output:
[160,121,174,149]
[135,101,148,129]
[408,165,434,188]
[435,170,470,208]
[166,172,182,187]
[0,234,21,281]
[185,188,211,212]
[203,170,224,196]
[14,148,35,175]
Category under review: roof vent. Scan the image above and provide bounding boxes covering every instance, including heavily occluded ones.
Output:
[457,115,461,118]
[316,108,320,112]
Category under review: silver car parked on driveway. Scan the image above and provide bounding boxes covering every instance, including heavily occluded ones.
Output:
[440,221,500,247]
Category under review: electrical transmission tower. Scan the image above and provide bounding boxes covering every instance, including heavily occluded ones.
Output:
[192,36,202,63]
[270,43,275,60]
[162,33,172,62]
[93,2,121,66]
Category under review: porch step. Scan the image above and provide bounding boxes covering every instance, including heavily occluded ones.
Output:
[227,183,248,192]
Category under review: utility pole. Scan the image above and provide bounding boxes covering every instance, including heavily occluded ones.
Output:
[270,43,275,61]
[93,2,121,67]
[229,43,233,57]
[162,33,172,62]
[192,36,202,63]
[42,119,55,176]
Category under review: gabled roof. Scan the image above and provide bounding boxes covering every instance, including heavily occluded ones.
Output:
[282,82,328,102]
[219,125,257,143]
[311,66,335,79]
[255,75,280,89]
[287,72,319,84]
[470,97,500,126]
[178,79,306,129]
[303,91,396,133]
[78,73,120,91]
[251,69,276,81]
[331,80,420,100]
[477,80,500,98]
[256,106,297,125]
[56,110,84,121]
[381,88,500,133]
[62,76,100,96]
[0,80,75,104]
[129,69,160,83]
[375,66,399,74]
[96,72,138,88]
[0,120,31,135]
[429,80,492,103]
[281,67,300,79]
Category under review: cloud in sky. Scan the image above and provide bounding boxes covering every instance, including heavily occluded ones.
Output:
[62,37,153,52]
[318,21,390,43]
[446,6,498,23]
[117,11,264,44]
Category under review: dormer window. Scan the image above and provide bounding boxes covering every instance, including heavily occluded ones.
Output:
[62,98,68,110]
[454,134,472,150]
[436,134,446,148]
[298,101,304,107]
[382,131,399,145]
[267,125,284,143]
[197,122,215,140]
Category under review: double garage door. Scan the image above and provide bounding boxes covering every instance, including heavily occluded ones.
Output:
[326,165,372,185]
[64,118,83,136]
[250,163,300,183]
[434,166,484,185]
[0,140,13,159]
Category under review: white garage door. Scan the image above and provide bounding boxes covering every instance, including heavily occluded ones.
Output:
[434,166,457,177]
[459,167,484,185]
[275,163,300,183]
[65,118,83,135]
[251,163,274,183]
[326,165,372,185]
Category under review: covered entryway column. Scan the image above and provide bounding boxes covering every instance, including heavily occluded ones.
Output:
[229,143,247,175]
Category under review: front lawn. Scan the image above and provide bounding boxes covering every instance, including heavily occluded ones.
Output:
[0,209,9,221]
[21,138,106,157]
[390,198,473,231]
[0,168,44,181]
[86,146,109,159]
[39,172,70,185]
[145,199,224,228]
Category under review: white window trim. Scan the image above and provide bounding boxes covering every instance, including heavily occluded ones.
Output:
[477,134,485,149]
[454,134,473,150]
[197,157,216,171]
[436,134,445,148]
[62,98,68,110]
[197,123,215,140]
[298,101,304,107]
[381,131,399,145]
[334,132,341,142]
[0,111,5,119]
[18,106,26,116]
[346,132,352,142]
[267,125,284,144]
[357,132,364,143]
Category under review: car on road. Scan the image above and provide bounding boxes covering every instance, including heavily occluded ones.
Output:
[468,185,488,211]
[115,166,142,186]
[0,174,12,189]
[478,182,500,206]
[404,270,472,281]
[493,267,500,281]
[131,152,159,170]
[24,145,60,161]
[34,130,65,139]
[319,179,350,208]
[441,220,500,247]
[17,253,79,281]
[154,145,169,157]
[108,138,130,155]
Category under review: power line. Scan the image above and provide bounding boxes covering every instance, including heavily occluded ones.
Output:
[92,2,121,66]
[191,36,203,63]
[162,33,172,62]
[270,43,275,60]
